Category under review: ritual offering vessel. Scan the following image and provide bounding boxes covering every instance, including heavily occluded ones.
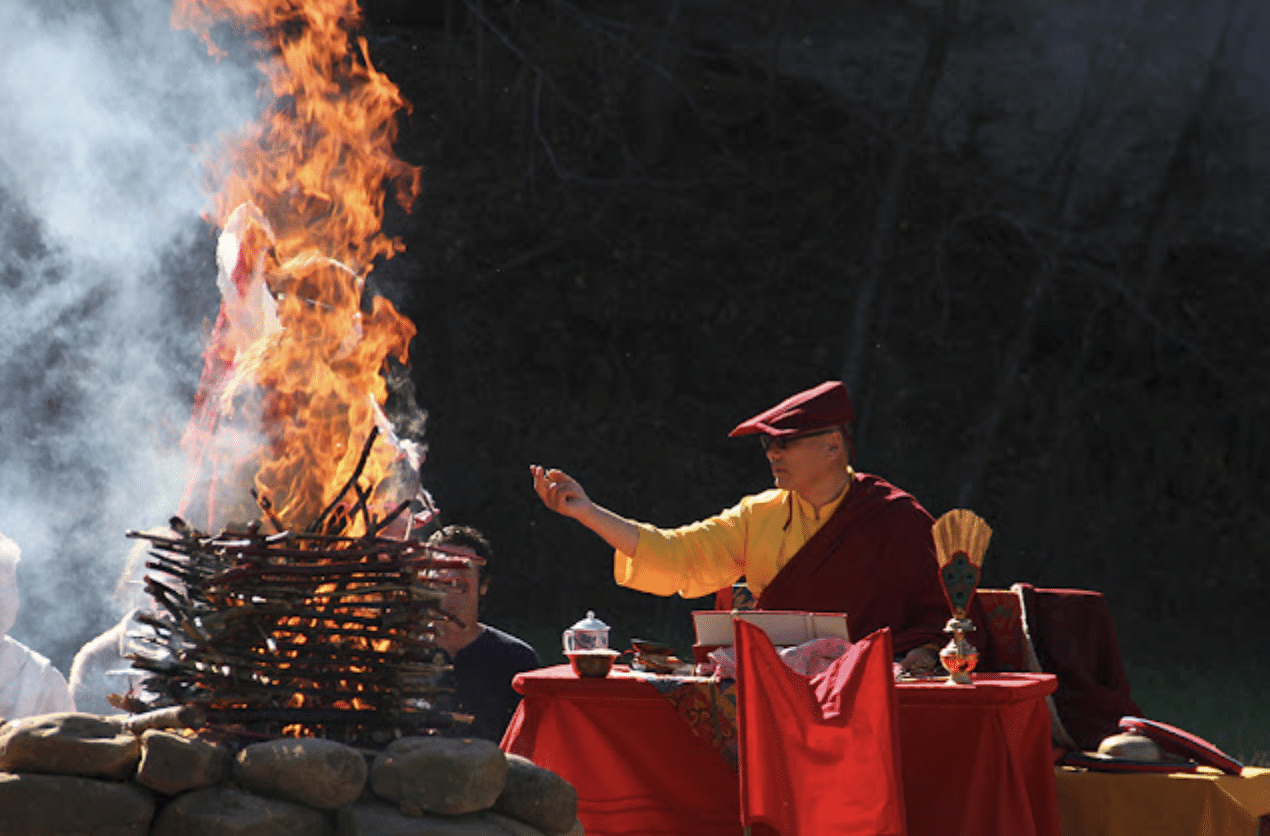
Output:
[931,509,992,684]
[564,611,618,678]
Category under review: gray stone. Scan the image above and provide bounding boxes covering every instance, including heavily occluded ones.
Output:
[233,737,369,811]
[481,811,546,836]
[0,712,140,779]
[151,785,333,836]
[370,736,508,817]
[0,771,154,836]
[335,801,510,836]
[491,754,577,834]
[135,729,231,795]
[556,819,584,836]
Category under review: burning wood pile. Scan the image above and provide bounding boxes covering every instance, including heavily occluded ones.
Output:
[120,429,471,748]
[93,0,467,751]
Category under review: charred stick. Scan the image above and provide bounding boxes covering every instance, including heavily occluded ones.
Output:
[224,542,421,561]
[180,640,444,668]
[253,489,287,535]
[353,483,374,535]
[370,498,413,536]
[202,705,437,724]
[309,426,380,534]
[144,552,202,580]
[160,648,449,677]
[164,674,424,700]
[136,611,176,634]
[211,582,435,601]
[127,653,182,675]
[176,665,449,691]
[145,578,190,622]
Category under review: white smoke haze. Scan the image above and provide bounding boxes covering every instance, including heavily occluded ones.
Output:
[0,0,260,669]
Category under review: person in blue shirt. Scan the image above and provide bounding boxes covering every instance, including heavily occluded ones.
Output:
[426,525,541,741]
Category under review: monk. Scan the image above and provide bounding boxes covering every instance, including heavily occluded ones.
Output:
[532,380,986,674]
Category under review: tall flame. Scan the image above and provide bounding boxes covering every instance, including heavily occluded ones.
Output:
[175,0,423,533]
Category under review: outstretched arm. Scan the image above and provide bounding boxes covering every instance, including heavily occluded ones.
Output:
[529,465,640,557]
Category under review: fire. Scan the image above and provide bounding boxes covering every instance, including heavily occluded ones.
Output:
[127,0,460,746]
[174,0,423,534]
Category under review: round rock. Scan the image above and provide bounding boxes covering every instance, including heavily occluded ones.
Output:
[151,785,332,836]
[370,736,508,817]
[136,729,231,795]
[0,712,141,779]
[336,801,516,835]
[233,737,369,811]
[0,771,154,836]
[491,754,577,834]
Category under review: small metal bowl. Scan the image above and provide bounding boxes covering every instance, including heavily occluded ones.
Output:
[568,649,619,678]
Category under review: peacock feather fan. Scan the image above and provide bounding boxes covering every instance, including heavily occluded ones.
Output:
[932,509,992,617]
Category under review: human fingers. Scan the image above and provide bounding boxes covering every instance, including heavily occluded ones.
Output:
[530,466,571,512]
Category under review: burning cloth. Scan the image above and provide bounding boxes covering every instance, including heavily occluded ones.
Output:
[0,533,75,720]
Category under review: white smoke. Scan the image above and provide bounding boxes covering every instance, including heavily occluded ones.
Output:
[0,0,260,669]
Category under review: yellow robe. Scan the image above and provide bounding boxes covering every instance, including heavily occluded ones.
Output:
[614,483,850,600]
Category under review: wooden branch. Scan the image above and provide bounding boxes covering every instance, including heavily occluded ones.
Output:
[371,498,413,536]
[119,705,207,733]
[309,426,380,534]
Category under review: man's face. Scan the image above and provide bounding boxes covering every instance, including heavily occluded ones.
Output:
[432,545,485,630]
[762,428,842,493]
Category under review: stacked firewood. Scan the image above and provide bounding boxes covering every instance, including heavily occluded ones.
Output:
[121,430,469,748]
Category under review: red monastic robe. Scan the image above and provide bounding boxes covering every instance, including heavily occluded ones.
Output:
[753,473,992,659]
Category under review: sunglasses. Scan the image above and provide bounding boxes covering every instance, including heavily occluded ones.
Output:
[759,427,838,452]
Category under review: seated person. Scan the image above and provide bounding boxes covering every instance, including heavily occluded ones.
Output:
[532,380,990,674]
[69,534,163,716]
[0,532,75,719]
[67,610,143,716]
[426,525,542,741]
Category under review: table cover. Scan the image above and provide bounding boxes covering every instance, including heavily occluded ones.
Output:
[1056,766,1270,836]
[503,665,1059,836]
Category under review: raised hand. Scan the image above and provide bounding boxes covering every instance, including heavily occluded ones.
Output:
[528,464,640,556]
[530,465,592,520]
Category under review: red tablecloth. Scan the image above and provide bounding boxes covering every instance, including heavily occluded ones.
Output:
[502,665,1060,836]
[502,667,743,836]
[895,673,1060,836]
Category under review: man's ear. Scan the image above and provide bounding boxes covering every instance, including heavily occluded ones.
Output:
[479,578,490,597]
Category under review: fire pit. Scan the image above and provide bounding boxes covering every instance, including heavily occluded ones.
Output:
[121,430,472,748]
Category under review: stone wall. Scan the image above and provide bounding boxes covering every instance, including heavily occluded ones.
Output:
[0,712,582,836]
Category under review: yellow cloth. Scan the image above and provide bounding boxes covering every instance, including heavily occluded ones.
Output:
[1055,766,1270,836]
[613,479,850,600]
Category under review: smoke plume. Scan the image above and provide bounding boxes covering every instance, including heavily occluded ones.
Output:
[0,0,259,669]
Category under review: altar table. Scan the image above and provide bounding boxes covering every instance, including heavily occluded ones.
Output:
[501,665,1060,836]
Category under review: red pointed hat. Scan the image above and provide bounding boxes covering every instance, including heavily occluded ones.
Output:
[728,380,855,438]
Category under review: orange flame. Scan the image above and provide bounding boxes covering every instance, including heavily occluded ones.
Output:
[174,0,423,533]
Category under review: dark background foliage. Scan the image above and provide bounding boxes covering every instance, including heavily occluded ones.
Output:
[346,0,1268,672]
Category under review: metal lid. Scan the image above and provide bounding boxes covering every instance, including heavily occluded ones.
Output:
[568,610,609,632]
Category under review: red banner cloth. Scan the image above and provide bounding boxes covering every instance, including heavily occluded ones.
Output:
[734,621,907,836]
[501,667,743,836]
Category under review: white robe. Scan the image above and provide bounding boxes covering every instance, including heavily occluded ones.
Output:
[0,635,75,721]
[68,612,143,717]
